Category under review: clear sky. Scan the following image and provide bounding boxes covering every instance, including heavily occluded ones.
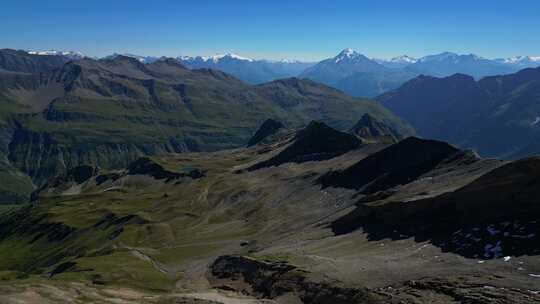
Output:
[2,0,539,61]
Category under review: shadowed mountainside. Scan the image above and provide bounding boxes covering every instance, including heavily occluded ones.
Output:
[378,67,540,158]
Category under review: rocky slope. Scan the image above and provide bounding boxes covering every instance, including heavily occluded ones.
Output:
[246,119,286,147]
[0,123,538,303]
[348,113,402,143]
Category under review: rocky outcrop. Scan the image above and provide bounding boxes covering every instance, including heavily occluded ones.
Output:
[247,119,285,147]
[248,121,360,171]
[127,157,204,180]
[348,113,401,143]
[210,255,378,304]
[34,165,99,198]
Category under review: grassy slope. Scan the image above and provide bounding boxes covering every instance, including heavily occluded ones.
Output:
[0,151,262,291]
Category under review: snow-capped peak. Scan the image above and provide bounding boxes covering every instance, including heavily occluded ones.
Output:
[177,55,195,61]
[339,48,356,56]
[335,48,363,63]
[104,53,159,64]
[201,53,253,63]
[275,58,300,64]
[390,55,418,64]
[27,50,85,59]
[500,56,540,64]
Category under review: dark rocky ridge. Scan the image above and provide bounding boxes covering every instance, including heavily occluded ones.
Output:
[248,121,361,171]
[331,157,540,259]
[348,113,401,143]
[319,137,459,193]
[247,119,285,147]
[127,157,204,180]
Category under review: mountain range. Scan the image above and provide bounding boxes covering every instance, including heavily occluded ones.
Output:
[378,67,540,158]
[21,48,540,97]
[0,48,412,204]
[301,49,540,97]
[177,54,315,84]
[1,46,540,302]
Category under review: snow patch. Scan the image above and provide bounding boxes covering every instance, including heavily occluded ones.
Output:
[28,50,84,58]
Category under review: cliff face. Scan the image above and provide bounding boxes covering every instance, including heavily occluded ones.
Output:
[7,126,192,185]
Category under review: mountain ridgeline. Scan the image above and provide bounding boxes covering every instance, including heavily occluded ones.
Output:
[0,49,413,204]
[300,49,540,98]
[178,54,315,84]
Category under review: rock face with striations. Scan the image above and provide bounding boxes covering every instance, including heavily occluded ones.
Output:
[247,119,285,147]
[248,121,361,171]
[348,113,401,143]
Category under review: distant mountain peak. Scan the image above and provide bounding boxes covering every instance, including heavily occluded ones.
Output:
[348,113,401,143]
[334,48,365,63]
[104,53,159,64]
[499,56,540,64]
[201,53,254,63]
[339,48,356,56]
[390,55,418,63]
[418,52,459,62]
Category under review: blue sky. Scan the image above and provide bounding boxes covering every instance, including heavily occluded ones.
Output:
[2,0,539,61]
